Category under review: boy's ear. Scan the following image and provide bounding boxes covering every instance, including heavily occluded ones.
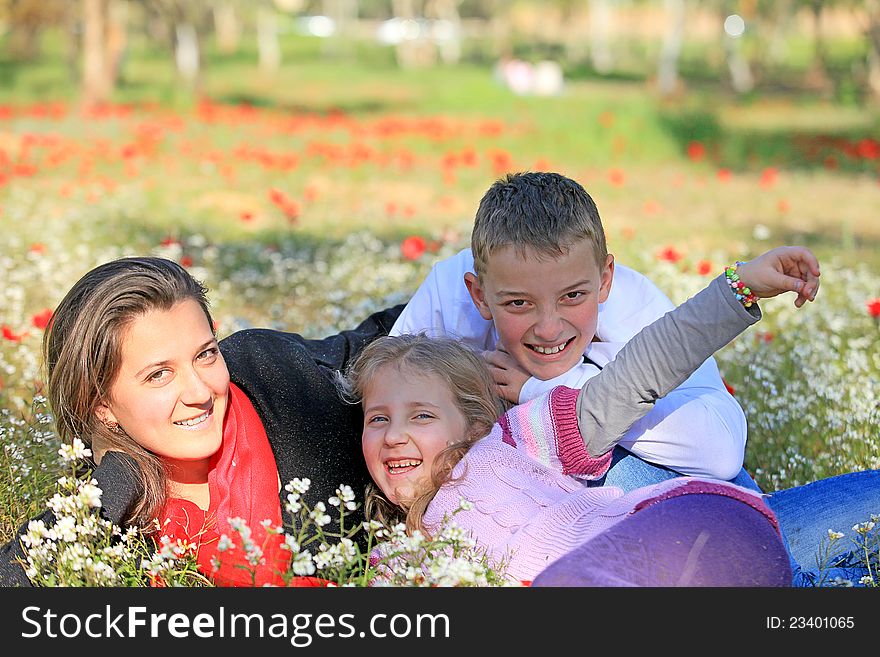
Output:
[598,254,615,304]
[464,272,494,321]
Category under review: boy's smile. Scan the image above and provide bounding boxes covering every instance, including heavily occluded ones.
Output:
[464,242,614,381]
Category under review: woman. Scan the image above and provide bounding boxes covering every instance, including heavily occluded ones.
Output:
[0,256,403,586]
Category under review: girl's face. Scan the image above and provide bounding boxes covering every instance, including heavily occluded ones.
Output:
[96,299,230,480]
[361,364,468,506]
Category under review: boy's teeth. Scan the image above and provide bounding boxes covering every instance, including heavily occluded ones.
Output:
[533,343,565,355]
[175,411,209,427]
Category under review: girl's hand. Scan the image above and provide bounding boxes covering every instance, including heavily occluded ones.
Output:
[735,246,820,308]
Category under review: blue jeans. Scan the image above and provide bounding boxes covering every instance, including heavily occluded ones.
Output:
[589,448,880,587]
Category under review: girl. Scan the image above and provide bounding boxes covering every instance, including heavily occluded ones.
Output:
[344,246,877,586]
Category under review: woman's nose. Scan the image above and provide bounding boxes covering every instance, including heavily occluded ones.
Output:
[179,368,212,405]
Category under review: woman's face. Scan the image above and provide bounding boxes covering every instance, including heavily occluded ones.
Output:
[97,299,230,477]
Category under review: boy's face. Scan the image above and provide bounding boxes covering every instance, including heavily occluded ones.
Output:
[465,242,614,381]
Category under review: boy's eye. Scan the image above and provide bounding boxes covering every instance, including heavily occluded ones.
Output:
[505,299,528,308]
[563,291,586,301]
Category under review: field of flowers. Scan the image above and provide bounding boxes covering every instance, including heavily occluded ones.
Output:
[0,66,878,584]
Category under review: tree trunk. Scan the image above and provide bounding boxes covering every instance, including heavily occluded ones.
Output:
[588,0,613,75]
[82,0,111,107]
[257,6,281,73]
[427,0,462,65]
[175,23,200,88]
[865,1,880,104]
[214,2,241,54]
[657,0,686,96]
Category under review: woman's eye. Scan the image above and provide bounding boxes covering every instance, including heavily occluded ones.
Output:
[197,347,219,361]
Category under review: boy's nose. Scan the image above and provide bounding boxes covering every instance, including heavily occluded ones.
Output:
[532,312,564,341]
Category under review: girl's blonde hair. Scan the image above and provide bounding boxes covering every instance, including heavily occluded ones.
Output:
[338,334,505,535]
[43,256,216,530]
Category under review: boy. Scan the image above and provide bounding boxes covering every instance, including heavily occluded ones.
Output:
[391,172,777,488]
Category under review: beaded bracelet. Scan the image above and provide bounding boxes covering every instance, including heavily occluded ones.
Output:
[724,262,758,308]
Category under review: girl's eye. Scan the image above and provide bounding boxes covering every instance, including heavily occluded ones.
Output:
[368,415,389,425]
[414,412,435,420]
[147,369,171,383]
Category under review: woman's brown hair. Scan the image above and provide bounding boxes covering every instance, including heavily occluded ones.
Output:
[43,256,216,530]
[337,334,505,535]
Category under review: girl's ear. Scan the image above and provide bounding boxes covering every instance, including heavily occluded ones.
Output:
[464,272,494,321]
[598,254,615,304]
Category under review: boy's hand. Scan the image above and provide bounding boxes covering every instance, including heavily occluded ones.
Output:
[735,246,820,308]
[481,343,531,404]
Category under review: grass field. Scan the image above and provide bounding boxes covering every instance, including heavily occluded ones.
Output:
[1,36,878,554]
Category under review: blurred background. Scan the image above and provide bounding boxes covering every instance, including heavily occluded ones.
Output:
[0,2,878,523]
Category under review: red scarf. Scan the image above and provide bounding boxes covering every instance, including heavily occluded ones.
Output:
[157,383,290,586]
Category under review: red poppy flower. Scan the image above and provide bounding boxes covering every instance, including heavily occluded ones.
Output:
[657,246,683,263]
[643,200,661,215]
[857,138,880,160]
[687,141,705,162]
[240,211,254,222]
[696,260,713,276]
[31,309,53,330]
[29,243,46,254]
[867,299,880,318]
[777,199,789,213]
[180,256,193,268]
[756,331,774,344]
[2,325,28,342]
[722,379,735,396]
[759,167,778,188]
[401,236,426,260]
[608,169,625,186]
[598,111,615,128]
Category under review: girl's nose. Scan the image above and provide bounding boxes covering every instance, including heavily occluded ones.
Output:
[383,421,410,447]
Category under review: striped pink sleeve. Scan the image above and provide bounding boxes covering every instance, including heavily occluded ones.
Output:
[499,386,612,479]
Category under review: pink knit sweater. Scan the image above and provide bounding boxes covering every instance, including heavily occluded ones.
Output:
[423,386,777,583]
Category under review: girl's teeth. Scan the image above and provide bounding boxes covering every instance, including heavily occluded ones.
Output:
[387,460,421,472]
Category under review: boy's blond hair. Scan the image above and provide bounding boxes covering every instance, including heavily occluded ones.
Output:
[471,171,608,276]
